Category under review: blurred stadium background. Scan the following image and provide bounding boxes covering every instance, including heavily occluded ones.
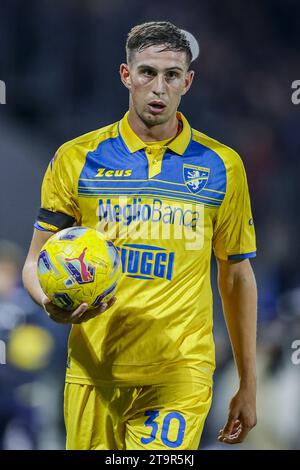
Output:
[0,0,299,450]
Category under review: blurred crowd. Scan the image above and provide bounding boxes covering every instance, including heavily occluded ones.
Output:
[0,0,299,449]
[0,240,69,449]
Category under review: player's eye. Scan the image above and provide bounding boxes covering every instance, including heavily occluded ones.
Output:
[142,68,155,77]
[166,71,179,80]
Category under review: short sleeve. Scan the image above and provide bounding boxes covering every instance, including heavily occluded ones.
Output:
[34,148,81,232]
[212,153,256,261]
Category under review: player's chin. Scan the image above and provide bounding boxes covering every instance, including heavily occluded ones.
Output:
[143,110,169,125]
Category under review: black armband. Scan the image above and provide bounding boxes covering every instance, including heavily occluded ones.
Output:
[36,208,76,230]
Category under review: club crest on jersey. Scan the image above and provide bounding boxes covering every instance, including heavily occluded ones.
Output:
[183,164,210,194]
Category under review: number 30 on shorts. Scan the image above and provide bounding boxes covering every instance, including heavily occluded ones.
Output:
[141,410,186,448]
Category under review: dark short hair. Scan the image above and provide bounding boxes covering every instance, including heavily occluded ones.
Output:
[126,21,192,66]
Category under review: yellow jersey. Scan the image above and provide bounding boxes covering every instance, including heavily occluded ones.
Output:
[35,111,256,387]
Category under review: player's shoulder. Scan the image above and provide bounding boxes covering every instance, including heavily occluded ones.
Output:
[191,128,244,171]
[55,121,119,162]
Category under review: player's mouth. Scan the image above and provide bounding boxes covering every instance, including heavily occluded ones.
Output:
[147,100,167,114]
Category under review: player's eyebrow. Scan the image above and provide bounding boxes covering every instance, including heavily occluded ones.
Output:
[137,64,184,72]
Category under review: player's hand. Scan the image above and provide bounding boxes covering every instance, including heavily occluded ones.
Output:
[218,386,257,445]
[42,295,117,324]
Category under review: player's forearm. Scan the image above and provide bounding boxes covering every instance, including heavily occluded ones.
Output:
[22,261,45,307]
[23,229,54,307]
[218,261,257,388]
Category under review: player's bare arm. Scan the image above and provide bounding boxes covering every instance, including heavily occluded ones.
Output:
[22,228,116,324]
[217,258,257,444]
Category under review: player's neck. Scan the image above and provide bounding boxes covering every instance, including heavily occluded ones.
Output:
[127,107,179,143]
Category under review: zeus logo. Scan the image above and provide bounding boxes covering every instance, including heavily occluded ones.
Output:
[118,244,175,281]
[96,168,132,177]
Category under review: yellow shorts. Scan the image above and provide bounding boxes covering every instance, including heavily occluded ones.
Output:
[64,381,212,450]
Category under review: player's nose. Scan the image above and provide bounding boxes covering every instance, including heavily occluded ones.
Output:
[152,73,167,96]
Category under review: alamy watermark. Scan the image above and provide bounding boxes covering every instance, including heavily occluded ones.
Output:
[0,340,6,364]
[291,340,300,365]
[291,80,300,105]
[0,80,6,104]
[94,196,205,251]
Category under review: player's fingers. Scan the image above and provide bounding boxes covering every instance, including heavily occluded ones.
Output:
[50,296,116,325]
[218,428,242,444]
[106,296,117,309]
[99,301,109,313]
[77,295,118,323]
[218,421,241,437]
[43,299,88,324]
[219,419,241,432]
[42,296,51,306]
[220,418,252,444]
[219,435,242,444]
[80,303,108,322]
[220,427,246,445]
[42,297,53,316]
[234,415,255,442]
[93,296,117,314]
[235,424,250,443]
[70,303,89,320]
[222,418,236,437]
[46,310,71,324]
[89,299,113,316]
[43,302,70,323]
[218,414,238,441]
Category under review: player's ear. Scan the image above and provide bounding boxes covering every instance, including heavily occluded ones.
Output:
[181,70,194,96]
[120,63,131,90]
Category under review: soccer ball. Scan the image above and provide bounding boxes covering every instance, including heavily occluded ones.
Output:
[37,227,121,311]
